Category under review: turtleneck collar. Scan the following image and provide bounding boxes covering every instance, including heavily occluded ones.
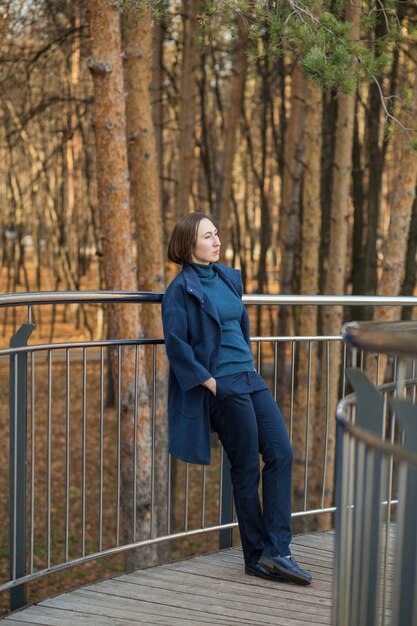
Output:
[189,262,216,279]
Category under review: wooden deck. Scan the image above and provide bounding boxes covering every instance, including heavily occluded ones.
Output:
[0,530,334,626]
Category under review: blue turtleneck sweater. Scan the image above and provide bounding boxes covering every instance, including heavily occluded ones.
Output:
[189,263,254,376]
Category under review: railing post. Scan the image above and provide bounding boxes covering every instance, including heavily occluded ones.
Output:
[219,449,233,549]
[9,323,35,611]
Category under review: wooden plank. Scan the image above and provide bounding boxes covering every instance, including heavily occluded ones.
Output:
[136,567,332,608]
[93,572,332,618]
[1,606,129,626]
[0,622,49,626]
[0,530,340,626]
[174,556,328,589]
[203,546,332,573]
[41,592,239,626]
[165,558,332,593]
[77,578,330,625]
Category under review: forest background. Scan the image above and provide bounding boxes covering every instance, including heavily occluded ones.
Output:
[0,0,417,613]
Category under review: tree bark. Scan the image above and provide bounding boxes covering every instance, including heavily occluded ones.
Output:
[122,3,169,566]
[217,16,249,259]
[277,63,306,405]
[175,0,201,217]
[350,102,365,314]
[319,90,337,293]
[374,67,417,321]
[151,14,165,182]
[292,78,322,518]
[317,0,361,524]
[363,63,417,382]
[357,10,388,318]
[401,188,417,320]
[87,0,152,570]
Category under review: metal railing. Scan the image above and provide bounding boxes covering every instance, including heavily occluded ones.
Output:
[334,320,417,626]
[0,292,416,613]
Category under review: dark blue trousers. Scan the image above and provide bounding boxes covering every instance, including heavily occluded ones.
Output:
[209,371,293,567]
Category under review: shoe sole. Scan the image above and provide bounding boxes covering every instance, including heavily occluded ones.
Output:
[259,558,312,586]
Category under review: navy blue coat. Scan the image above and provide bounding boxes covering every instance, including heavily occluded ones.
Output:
[162,263,251,465]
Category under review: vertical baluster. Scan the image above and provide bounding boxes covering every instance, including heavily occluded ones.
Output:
[289,341,295,442]
[184,463,189,532]
[133,346,139,543]
[47,351,52,568]
[116,346,121,546]
[342,343,347,397]
[9,323,34,610]
[12,353,18,582]
[30,352,35,574]
[201,465,206,528]
[257,340,261,373]
[218,449,224,526]
[273,341,278,401]
[81,348,87,557]
[303,341,312,510]
[167,454,172,535]
[151,346,157,539]
[321,340,330,509]
[65,349,70,562]
[99,347,104,552]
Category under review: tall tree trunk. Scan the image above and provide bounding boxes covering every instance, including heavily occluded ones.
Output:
[373,65,417,318]
[401,188,417,320]
[122,3,168,566]
[87,0,152,571]
[277,63,306,405]
[293,79,322,521]
[358,11,388,318]
[364,61,417,382]
[198,50,216,215]
[350,101,365,309]
[217,16,249,259]
[316,0,361,526]
[66,0,83,329]
[151,14,165,182]
[256,54,272,300]
[122,6,165,311]
[175,0,201,217]
[319,90,337,293]
[279,63,307,282]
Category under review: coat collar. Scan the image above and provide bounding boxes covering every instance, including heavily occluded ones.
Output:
[182,263,240,301]
[182,263,205,301]
[182,263,240,327]
[212,264,240,297]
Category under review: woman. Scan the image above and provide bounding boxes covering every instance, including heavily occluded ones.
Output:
[162,212,312,585]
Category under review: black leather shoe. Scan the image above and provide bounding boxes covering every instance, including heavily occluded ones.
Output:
[245,563,284,581]
[258,555,312,585]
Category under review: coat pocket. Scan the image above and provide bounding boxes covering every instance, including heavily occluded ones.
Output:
[181,386,206,419]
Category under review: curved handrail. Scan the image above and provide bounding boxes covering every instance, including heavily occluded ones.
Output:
[336,381,417,469]
[0,337,164,357]
[0,291,163,307]
[342,320,417,357]
[0,291,416,308]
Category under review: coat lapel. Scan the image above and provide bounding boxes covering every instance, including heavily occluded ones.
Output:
[182,264,220,325]
[213,264,241,297]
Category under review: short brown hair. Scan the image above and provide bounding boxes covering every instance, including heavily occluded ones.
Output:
[167,212,213,265]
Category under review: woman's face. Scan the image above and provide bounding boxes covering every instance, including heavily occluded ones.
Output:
[191,218,221,265]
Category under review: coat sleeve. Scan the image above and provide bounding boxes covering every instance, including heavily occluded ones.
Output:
[162,282,212,392]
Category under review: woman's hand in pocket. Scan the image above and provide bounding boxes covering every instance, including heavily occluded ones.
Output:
[201,377,216,396]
